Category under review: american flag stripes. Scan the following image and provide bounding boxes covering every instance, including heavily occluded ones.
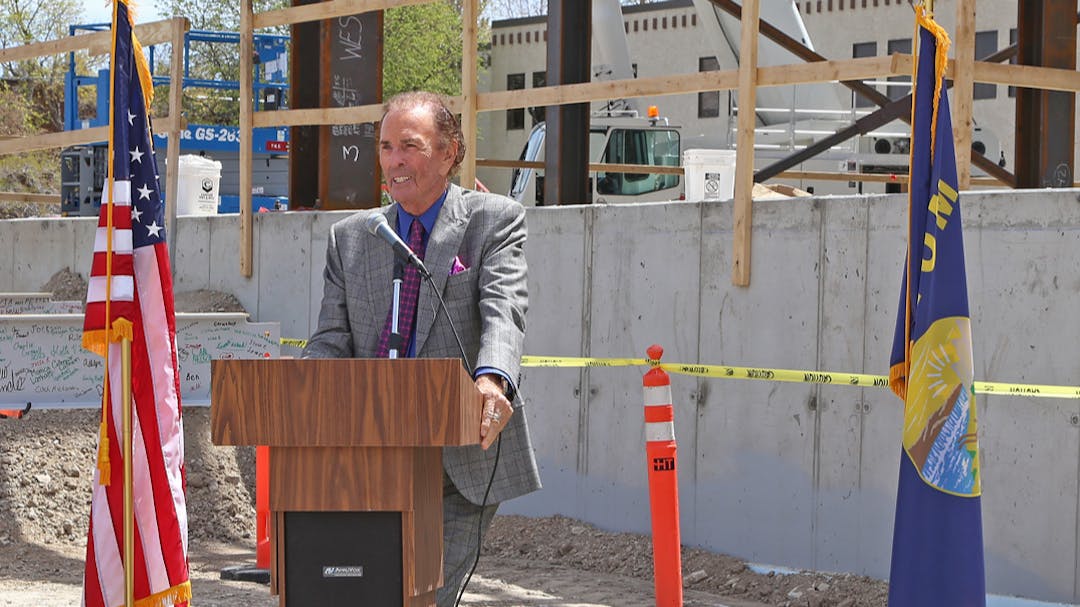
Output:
[81,1,191,605]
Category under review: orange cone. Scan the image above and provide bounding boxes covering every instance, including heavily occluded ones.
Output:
[643,344,682,607]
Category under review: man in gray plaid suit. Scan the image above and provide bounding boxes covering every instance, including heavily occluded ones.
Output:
[303,91,541,605]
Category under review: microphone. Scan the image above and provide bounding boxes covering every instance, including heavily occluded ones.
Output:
[364,213,430,278]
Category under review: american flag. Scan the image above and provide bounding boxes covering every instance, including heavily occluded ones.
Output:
[81,1,191,604]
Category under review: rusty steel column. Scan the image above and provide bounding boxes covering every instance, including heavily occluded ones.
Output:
[288,0,322,209]
[289,2,383,210]
[1015,0,1076,188]
[544,0,591,206]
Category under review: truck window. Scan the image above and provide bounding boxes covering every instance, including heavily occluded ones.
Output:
[597,128,680,196]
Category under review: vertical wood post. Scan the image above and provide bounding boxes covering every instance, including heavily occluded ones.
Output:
[732,0,759,287]
[953,0,975,190]
[460,0,478,190]
[165,17,187,274]
[240,0,254,278]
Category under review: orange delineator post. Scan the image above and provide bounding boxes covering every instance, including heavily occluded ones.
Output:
[643,344,682,607]
[255,445,270,569]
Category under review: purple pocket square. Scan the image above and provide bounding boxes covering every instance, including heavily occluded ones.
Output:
[450,256,469,276]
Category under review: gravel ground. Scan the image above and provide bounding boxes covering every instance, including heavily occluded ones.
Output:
[0,407,887,607]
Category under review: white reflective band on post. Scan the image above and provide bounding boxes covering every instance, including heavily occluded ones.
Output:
[646,421,675,442]
[644,385,672,406]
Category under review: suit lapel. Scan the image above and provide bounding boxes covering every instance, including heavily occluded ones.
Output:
[415,185,470,354]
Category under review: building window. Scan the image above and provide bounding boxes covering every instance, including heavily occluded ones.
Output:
[530,71,546,126]
[662,17,667,29]
[1009,28,1017,98]
[682,14,687,27]
[698,56,721,118]
[975,30,998,99]
[526,31,531,43]
[852,41,877,107]
[506,73,525,130]
[886,38,912,100]
[634,20,639,32]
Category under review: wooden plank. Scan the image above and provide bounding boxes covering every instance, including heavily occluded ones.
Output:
[952,0,975,189]
[0,127,109,155]
[776,170,908,184]
[755,55,899,87]
[732,0,759,287]
[0,192,60,204]
[0,19,176,62]
[478,70,740,112]
[86,20,179,55]
[253,103,386,128]
[253,0,429,30]
[459,0,478,190]
[240,0,254,278]
[890,53,1080,92]
[165,18,188,273]
[477,158,684,175]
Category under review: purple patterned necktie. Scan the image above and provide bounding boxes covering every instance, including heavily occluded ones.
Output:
[376,218,426,357]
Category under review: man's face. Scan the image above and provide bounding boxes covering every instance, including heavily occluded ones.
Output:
[379,106,457,215]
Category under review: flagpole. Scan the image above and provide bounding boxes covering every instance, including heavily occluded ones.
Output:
[121,337,134,607]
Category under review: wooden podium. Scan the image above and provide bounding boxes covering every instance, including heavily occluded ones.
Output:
[210,358,482,607]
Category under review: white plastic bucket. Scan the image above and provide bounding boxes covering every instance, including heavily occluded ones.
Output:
[682,149,736,202]
[176,155,222,216]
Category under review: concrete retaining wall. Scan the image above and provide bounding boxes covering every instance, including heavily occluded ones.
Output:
[2,189,1078,601]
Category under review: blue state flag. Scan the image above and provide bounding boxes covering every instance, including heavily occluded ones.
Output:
[887,5,985,606]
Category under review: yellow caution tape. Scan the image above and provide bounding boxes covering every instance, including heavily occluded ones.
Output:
[521,356,646,368]
[274,347,1079,399]
[522,356,1080,400]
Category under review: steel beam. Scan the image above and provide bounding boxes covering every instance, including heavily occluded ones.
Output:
[1015,0,1077,187]
[544,0,591,206]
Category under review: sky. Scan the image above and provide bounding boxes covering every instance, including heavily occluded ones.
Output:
[78,0,164,26]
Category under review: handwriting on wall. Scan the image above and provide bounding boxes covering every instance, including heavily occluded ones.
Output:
[0,313,280,409]
[321,11,380,206]
[0,295,83,314]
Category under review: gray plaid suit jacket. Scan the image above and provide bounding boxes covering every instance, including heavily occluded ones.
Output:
[303,184,541,505]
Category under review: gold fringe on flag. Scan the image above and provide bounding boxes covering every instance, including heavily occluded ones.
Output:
[133,580,192,607]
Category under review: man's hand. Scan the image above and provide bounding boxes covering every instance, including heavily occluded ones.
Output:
[476,374,513,450]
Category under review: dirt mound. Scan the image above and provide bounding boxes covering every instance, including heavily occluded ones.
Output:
[484,515,886,607]
[41,267,86,302]
[0,408,256,548]
[38,269,247,315]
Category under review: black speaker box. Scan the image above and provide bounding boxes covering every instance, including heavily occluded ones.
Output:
[284,511,403,606]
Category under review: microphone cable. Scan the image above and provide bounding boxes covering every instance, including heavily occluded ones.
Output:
[422,274,505,607]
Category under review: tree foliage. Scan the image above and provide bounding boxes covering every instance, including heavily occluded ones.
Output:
[384,2,485,98]
[0,0,83,132]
